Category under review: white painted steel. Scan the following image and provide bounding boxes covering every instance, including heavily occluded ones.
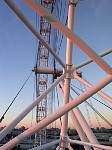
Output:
[35,66,54,74]
[0,74,65,141]
[60,1,75,149]
[75,48,112,69]
[67,138,112,150]
[1,1,112,150]
[59,81,94,150]
[56,146,60,150]
[72,110,100,150]
[34,48,112,75]
[70,111,92,150]
[73,73,112,103]
[29,139,61,150]
[4,0,65,68]
[1,75,112,150]
[24,0,112,75]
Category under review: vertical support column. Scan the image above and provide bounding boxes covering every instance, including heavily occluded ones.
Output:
[60,1,75,149]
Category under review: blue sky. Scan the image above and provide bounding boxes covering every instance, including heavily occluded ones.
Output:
[0,0,112,129]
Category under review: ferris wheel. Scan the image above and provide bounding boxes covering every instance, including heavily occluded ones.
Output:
[0,0,112,150]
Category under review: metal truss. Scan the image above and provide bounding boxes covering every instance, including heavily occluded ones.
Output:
[34,0,54,146]
[0,0,112,150]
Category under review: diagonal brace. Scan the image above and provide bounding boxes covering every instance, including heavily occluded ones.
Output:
[1,75,112,150]
[24,0,112,75]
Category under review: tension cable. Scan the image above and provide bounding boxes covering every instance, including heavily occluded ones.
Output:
[70,86,112,128]
[0,72,32,123]
[71,84,112,111]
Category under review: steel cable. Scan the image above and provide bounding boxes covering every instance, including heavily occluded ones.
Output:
[71,84,112,111]
[70,86,112,128]
[0,72,33,123]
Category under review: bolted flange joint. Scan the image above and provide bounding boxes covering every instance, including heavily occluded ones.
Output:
[60,135,68,149]
[69,0,80,7]
[65,64,73,79]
